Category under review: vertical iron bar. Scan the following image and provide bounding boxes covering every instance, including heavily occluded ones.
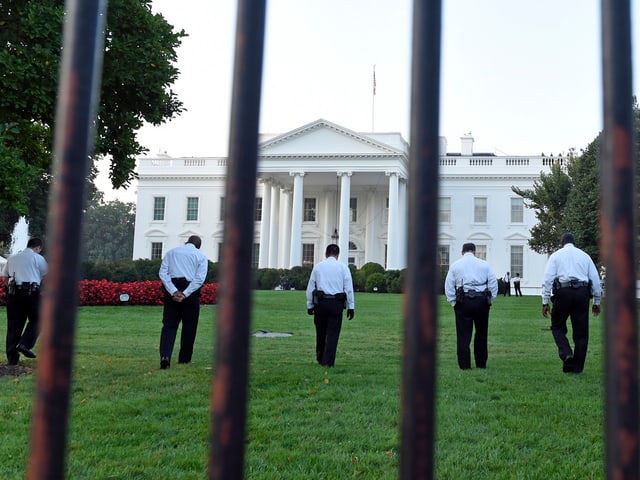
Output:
[401,1,442,479]
[209,0,266,478]
[600,1,639,479]
[26,0,107,479]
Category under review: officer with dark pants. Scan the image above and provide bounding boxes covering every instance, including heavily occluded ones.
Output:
[306,244,355,367]
[542,233,601,373]
[3,237,48,365]
[313,292,347,367]
[454,294,490,369]
[444,242,498,370]
[160,277,201,364]
[549,281,591,372]
[158,235,208,369]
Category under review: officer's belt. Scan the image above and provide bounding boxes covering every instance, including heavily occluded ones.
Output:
[16,282,39,290]
[558,280,589,288]
[321,293,346,300]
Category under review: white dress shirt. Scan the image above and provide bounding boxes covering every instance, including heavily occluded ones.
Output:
[541,243,602,305]
[444,252,498,306]
[159,243,208,297]
[306,256,355,309]
[3,248,48,285]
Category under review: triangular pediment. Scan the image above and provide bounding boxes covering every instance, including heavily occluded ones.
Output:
[504,232,530,241]
[259,119,403,157]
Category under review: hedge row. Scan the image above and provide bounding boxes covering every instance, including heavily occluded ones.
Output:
[0,278,219,306]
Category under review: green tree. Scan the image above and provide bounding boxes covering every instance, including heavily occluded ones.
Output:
[0,0,185,244]
[82,193,135,262]
[512,162,573,255]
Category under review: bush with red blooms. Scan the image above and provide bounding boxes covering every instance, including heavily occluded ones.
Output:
[0,278,218,306]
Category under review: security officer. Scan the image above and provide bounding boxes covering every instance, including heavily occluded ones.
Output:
[541,233,601,373]
[3,237,48,365]
[444,242,498,370]
[306,244,355,367]
[158,235,208,369]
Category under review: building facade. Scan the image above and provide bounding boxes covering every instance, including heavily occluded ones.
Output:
[132,119,566,294]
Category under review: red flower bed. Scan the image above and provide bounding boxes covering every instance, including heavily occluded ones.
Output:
[0,278,218,306]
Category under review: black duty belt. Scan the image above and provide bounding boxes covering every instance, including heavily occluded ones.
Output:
[559,281,589,288]
[322,293,346,300]
[16,283,40,290]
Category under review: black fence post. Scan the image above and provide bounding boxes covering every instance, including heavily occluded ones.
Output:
[27,1,107,479]
[600,1,639,479]
[401,1,442,479]
[209,0,267,479]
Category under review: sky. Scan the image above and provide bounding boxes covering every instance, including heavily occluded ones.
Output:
[100,0,639,200]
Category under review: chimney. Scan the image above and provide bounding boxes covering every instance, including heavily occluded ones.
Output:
[460,133,474,155]
[438,136,447,156]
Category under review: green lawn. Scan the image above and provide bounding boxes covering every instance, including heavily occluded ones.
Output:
[0,292,604,479]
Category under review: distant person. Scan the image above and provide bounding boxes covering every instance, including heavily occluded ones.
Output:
[158,235,208,369]
[541,233,601,373]
[502,271,511,296]
[3,238,48,365]
[305,244,355,367]
[513,273,523,297]
[444,242,498,370]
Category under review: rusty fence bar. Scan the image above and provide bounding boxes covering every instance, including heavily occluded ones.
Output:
[600,0,639,479]
[26,0,107,479]
[209,0,267,478]
[400,1,442,479]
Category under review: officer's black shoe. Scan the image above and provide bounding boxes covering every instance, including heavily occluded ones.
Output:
[16,344,37,359]
[562,356,574,373]
[160,357,170,369]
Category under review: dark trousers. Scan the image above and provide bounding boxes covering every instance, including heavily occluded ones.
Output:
[6,291,40,364]
[454,296,490,369]
[314,298,344,367]
[514,282,522,296]
[159,282,201,363]
[503,282,510,296]
[550,286,590,373]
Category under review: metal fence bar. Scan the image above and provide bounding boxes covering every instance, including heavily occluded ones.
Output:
[600,1,639,479]
[400,1,442,479]
[26,1,107,479]
[209,0,267,478]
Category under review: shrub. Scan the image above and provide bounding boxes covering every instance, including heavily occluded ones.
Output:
[365,272,387,293]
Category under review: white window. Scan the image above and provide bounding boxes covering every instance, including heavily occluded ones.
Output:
[439,197,451,223]
[437,245,450,280]
[475,244,487,261]
[186,197,199,221]
[511,197,524,223]
[304,198,316,222]
[153,197,165,221]
[474,197,487,223]
[511,245,524,277]
[302,243,315,266]
[219,197,225,221]
[254,197,263,222]
[151,242,163,259]
[350,197,358,222]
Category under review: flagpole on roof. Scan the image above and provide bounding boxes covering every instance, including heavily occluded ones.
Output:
[372,64,376,132]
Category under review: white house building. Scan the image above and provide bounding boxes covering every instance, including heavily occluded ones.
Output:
[132,119,567,294]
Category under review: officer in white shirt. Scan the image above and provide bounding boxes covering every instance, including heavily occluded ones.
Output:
[158,235,208,369]
[445,242,498,370]
[3,237,48,365]
[306,244,355,367]
[541,232,601,373]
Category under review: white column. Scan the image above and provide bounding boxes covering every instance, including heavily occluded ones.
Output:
[279,189,292,268]
[258,180,271,268]
[398,177,408,269]
[268,184,280,267]
[365,188,376,264]
[338,171,352,264]
[289,172,304,267]
[386,171,399,269]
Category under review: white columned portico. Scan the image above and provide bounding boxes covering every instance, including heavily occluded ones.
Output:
[386,171,399,269]
[289,172,305,267]
[337,171,352,264]
[279,189,292,268]
[258,179,272,268]
[268,184,280,267]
